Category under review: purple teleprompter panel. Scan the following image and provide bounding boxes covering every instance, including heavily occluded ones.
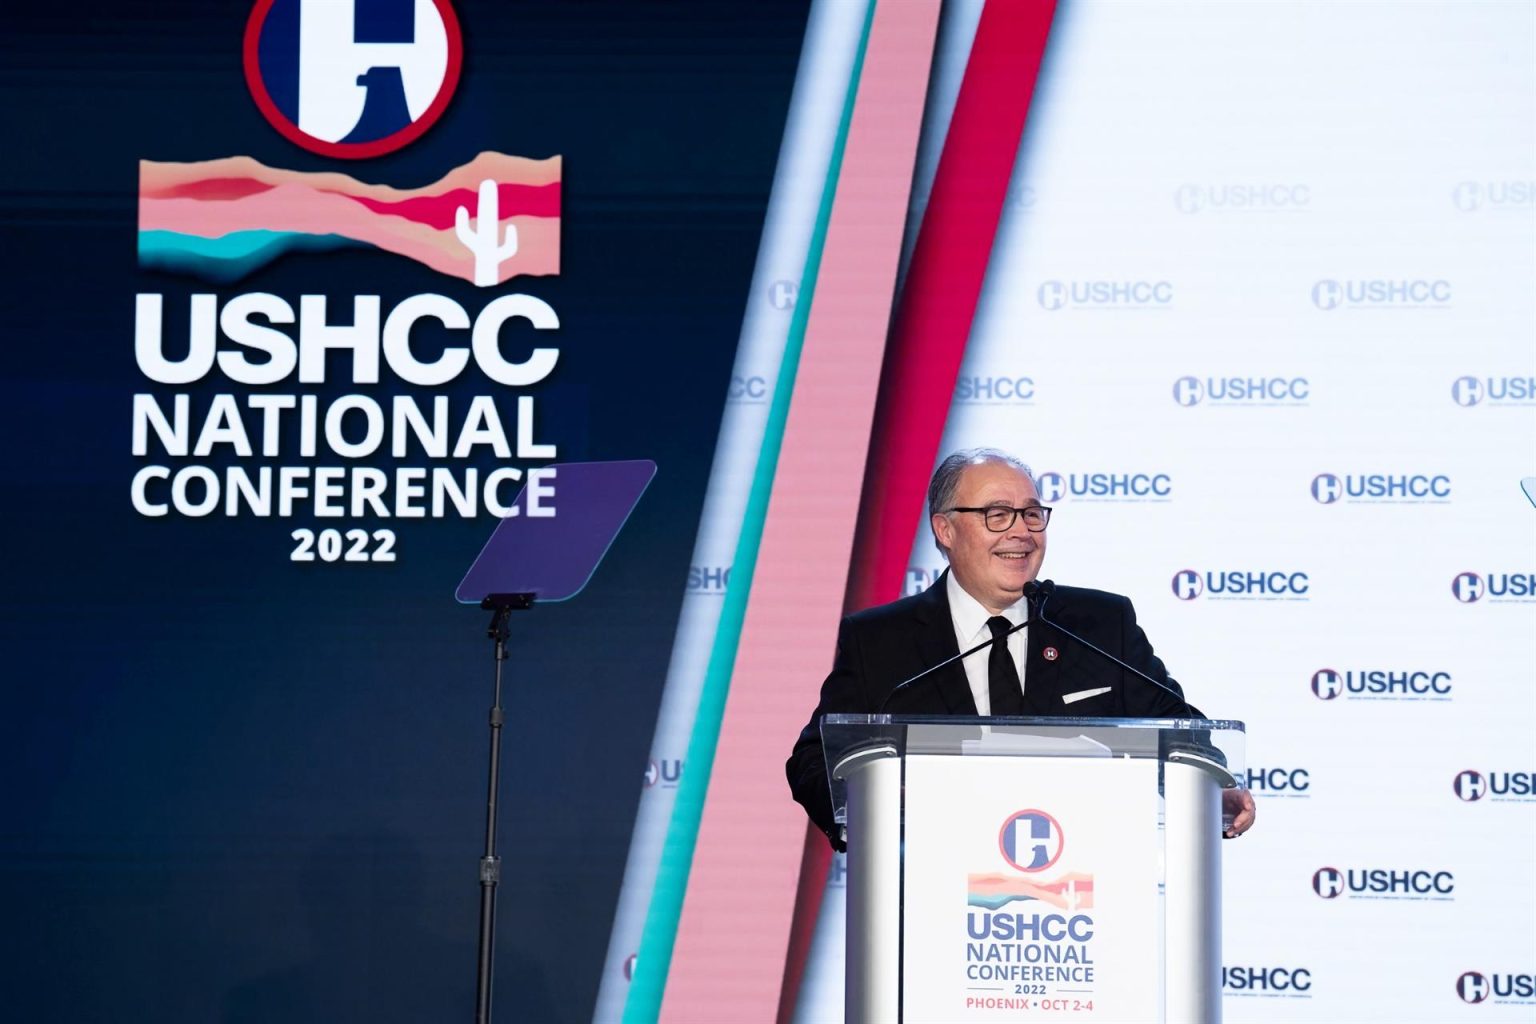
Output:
[455,460,657,603]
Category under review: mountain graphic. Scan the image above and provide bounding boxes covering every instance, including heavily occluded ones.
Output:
[968,871,1095,912]
[139,152,561,285]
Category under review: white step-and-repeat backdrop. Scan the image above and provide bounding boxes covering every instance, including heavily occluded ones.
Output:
[796,2,1535,1021]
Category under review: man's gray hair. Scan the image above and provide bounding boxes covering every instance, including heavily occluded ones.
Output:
[926,448,1034,558]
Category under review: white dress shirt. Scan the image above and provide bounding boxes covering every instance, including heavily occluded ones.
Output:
[945,571,1028,715]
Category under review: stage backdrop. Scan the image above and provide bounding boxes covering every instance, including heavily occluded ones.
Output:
[0,1,809,1022]
[582,2,1536,1023]
[793,3,1536,1021]
[4,2,1533,1024]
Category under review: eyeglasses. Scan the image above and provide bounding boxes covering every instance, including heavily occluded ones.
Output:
[946,505,1053,533]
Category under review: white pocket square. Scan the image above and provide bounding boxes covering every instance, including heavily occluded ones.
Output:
[1061,686,1112,705]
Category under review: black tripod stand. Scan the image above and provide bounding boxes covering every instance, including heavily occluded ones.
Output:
[474,592,534,1024]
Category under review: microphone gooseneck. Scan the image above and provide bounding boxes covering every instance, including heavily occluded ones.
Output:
[877,601,1036,714]
[878,577,1187,714]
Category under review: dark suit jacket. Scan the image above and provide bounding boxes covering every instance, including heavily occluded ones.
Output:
[786,573,1202,850]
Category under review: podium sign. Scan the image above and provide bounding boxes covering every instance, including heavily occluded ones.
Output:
[825,715,1243,1024]
[903,753,1161,1021]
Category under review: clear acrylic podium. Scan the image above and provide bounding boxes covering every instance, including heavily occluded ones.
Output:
[823,714,1245,1024]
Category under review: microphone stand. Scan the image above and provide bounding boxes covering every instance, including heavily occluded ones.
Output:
[475,592,535,1024]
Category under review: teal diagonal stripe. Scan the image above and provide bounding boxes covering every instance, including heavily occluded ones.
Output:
[620,2,877,1020]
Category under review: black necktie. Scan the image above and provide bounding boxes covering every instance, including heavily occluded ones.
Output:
[986,616,1025,716]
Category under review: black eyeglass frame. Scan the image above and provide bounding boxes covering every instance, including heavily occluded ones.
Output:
[945,505,1053,533]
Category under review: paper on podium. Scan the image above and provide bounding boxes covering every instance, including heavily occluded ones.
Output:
[959,728,1112,758]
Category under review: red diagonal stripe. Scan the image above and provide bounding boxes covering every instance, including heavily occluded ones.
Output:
[776,1,1059,1019]
[854,0,1058,610]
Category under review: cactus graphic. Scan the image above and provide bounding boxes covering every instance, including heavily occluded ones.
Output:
[454,179,518,286]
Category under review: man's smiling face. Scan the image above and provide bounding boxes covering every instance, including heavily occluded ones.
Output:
[931,460,1047,614]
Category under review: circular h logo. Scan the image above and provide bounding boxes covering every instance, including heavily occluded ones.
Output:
[244,0,464,159]
[1451,572,1484,603]
[1172,376,1203,406]
[1172,569,1203,601]
[1451,376,1484,407]
[767,279,798,311]
[1312,867,1345,899]
[1035,471,1066,504]
[999,810,1064,873]
[1311,669,1343,701]
[1457,971,1489,1004]
[1453,770,1486,802]
[1310,473,1342,504]
[1311,279,1341,310]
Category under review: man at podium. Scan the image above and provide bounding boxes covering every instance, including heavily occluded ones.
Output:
[786,447,1256,850]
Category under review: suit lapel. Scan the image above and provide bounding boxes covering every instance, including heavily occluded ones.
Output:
[912,572,978,715]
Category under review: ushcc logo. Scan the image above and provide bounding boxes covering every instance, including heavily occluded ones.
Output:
[245,0,464,158]
[1451,572,1483,603]
[999,810,1064,873]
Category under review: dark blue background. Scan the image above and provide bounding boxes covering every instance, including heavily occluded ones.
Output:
[0,1,808,1020]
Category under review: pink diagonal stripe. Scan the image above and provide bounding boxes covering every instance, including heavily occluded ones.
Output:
[779,0,1060,1017]
[658,2,944,1020]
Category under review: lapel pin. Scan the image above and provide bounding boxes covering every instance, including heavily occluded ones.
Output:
[1043,646,1059,661]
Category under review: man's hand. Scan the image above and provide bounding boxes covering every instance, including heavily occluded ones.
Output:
[1223,787,1256,838]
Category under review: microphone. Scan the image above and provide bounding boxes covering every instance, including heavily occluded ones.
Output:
[1028,579,1191,708]
[1023,578,1047,618]
[878,608,1036,713]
